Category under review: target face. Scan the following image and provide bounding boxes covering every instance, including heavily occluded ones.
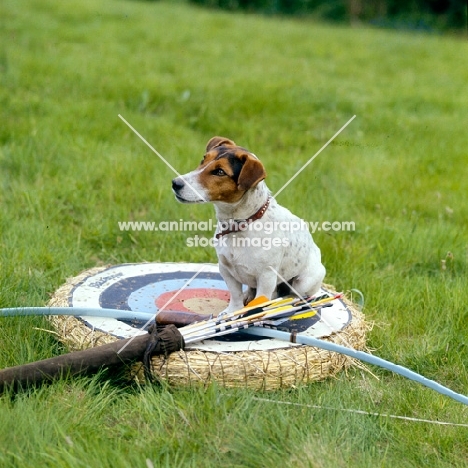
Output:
[69,263,352,351]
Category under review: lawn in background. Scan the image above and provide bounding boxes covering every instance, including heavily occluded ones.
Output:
[0,0,467,466]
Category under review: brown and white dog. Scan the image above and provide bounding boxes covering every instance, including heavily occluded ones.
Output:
[172,137,325,314]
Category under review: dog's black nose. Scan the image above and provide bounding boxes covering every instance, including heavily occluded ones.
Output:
[172,178,184,192]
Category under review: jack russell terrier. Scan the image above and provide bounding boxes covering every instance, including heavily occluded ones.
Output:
[172,137,326,313]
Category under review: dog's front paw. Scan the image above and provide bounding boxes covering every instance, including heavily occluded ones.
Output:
[216,308,230,319]
[243,287,256,306]
[217,301,244,318]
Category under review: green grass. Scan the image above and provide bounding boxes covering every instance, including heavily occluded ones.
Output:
[1,0,468,466]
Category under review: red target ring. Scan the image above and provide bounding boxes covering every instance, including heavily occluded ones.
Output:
[155,288,230,315]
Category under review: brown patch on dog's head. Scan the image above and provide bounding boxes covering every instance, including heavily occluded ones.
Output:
[196,137,267,203]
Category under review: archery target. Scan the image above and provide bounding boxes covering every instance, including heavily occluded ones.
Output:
[69,263,352,352]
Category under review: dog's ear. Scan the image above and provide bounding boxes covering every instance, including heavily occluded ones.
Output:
[206,136,236,152]
[237,154,266,191]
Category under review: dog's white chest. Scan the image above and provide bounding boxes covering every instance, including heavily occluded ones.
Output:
[215,231,282,287]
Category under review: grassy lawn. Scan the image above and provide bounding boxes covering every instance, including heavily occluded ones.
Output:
[1,0,467,466]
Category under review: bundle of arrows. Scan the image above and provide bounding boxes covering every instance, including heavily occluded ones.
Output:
[159,292,343,344]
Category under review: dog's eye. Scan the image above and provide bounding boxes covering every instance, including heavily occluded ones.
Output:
[212,168,226,176]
